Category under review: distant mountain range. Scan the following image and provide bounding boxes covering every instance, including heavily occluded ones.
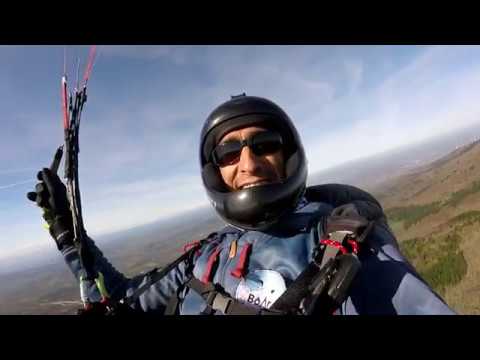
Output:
[309,121,480,191]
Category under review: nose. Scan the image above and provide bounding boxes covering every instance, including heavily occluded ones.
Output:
[238,146,260,173]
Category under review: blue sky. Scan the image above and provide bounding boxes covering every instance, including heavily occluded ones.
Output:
[2,45,480,262]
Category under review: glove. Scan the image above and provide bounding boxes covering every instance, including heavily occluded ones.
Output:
[326,203,373,244]
[330,203,360,217]
[27,168,74,250]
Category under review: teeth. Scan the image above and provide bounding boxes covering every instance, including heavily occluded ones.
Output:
[242,181,268,189]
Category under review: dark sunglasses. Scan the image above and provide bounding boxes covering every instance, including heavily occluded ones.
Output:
[212,131,283,167]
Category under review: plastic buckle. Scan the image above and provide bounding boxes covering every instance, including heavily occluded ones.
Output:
[211,293,233,314]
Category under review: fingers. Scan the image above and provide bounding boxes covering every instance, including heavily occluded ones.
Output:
[29,168,67,211]
[29,170,54,208]
[27,191,37,202]
[50,146,63,174]
[35,169,52,205]
[31,182,48,207]
[35,182,46,193]
[40,168,60,197]
[36,193,47,208]
[27,187,47,207]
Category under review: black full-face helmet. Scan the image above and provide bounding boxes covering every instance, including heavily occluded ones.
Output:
[200,94,308,230]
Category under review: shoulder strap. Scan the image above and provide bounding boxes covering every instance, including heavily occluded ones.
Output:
[183,277,283,315]
[121,238,208,308]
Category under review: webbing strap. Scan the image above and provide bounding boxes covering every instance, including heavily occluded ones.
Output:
[123,243,201,307]
[186,277,280,315]
[268,261,323,313]
[164,290,181,315]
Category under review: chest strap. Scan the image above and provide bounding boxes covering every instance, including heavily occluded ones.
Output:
[121,239,206,308]
[183,277,284,315]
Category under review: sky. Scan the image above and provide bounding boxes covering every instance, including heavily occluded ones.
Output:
[2,45,480,262]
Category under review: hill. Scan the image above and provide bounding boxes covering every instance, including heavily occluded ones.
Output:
[371,140,480,314]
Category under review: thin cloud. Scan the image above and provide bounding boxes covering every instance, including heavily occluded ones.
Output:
[3,45,480,262]
[0,179,35,190]
[99,45,193,65]
[0,167,37,175]
[305,46,480,172]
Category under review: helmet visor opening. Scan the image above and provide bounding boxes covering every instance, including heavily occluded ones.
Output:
[211,131,283,167]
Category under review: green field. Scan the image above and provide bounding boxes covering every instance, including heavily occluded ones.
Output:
[385,181,480,230]
[400,231,467,296]
[386,202,442,229]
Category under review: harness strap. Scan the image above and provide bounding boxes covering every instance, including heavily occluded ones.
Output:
[186,277,282,315]
[184,240,203,255]
[122,241,203,308]
[164,289,181,315]
[268,260,326,313]
[316,236,345,271]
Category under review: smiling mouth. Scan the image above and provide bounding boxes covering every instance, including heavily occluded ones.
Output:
[240,180,273,190]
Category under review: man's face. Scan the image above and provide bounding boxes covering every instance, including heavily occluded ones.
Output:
[216,126,285,191]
